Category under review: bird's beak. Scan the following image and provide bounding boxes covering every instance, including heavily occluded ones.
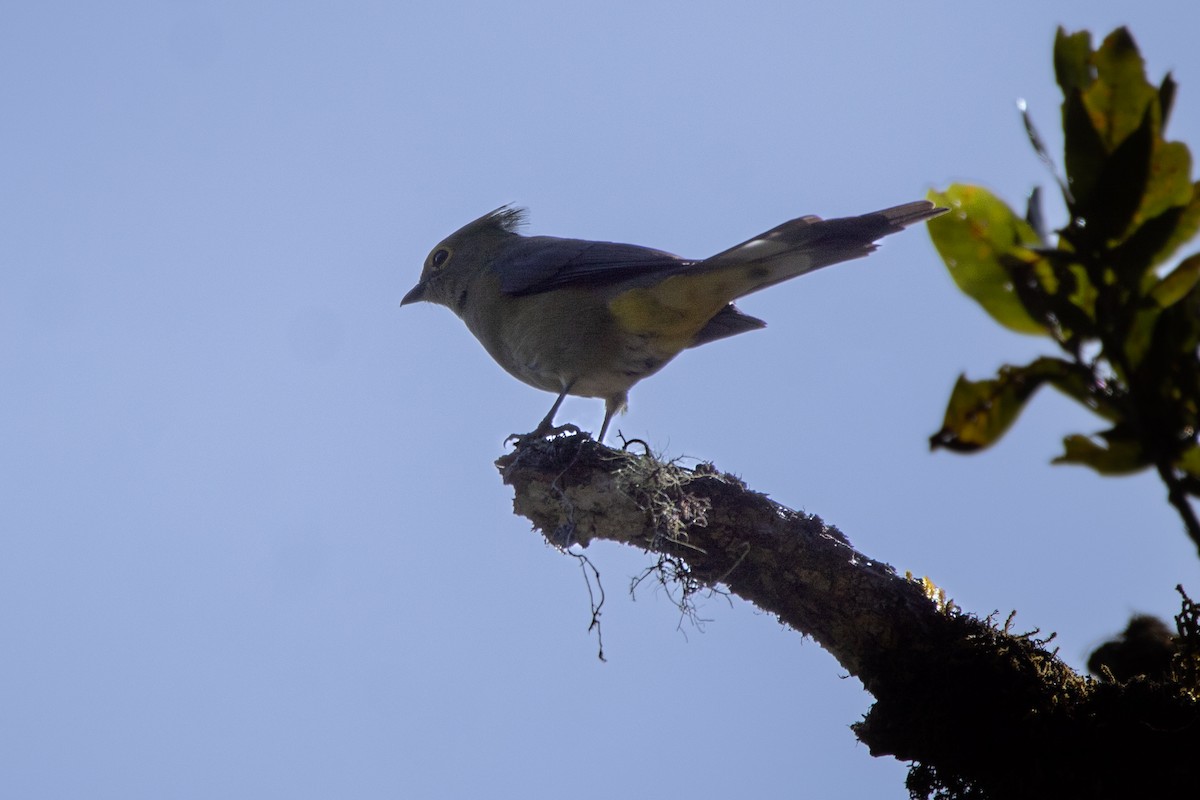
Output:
[400,282,426,306]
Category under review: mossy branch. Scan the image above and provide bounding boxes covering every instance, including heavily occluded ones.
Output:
[499,433,947,677]
[496,434,1200,799]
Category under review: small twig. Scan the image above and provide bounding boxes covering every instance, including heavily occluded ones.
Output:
[620,437,652,457]
[569,550,606,662]
[1157,460,1200,557]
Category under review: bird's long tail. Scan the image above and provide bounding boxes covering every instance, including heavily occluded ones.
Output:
[697,200,948,297]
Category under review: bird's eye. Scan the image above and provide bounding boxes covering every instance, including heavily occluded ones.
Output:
[431,248,451,269]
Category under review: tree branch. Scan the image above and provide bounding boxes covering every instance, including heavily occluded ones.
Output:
[500,433,940,676]
[496,433,1200,798]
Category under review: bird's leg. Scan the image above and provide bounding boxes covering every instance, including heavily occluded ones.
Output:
[598,406,614,444]
[505,383,580,444]
[540,386,568,427]
[597,393,628,444]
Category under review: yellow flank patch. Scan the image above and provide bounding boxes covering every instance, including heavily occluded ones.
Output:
[608,272,741,340]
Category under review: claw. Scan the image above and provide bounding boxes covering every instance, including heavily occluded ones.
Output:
[505,384,584,446]
[504,422,582,446]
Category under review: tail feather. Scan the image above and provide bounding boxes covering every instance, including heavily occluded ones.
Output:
[697,199,947,298]
[873,200,949,229]
[689,303,766,348]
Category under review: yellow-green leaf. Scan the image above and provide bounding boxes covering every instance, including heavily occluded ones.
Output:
[1054,433,1149,474]
[1143,182,1200,270]
[1150,253,1200,307]
[1054,28,1093,95]
[1136,141,1194,226]
[1082,28,1157,151]
[927,185,1047,335]
[1178,444,1200,478]
[1124,305,1162,368]
[931,358,1088,452]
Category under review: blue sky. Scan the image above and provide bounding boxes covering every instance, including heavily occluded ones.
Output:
[3,2,1198,798]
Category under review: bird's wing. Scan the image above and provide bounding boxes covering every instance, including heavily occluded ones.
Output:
[493,236,693,297]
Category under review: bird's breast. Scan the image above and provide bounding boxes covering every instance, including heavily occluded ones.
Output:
[467,286,687,400]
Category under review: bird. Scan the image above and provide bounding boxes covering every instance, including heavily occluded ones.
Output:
[402,201,946,442]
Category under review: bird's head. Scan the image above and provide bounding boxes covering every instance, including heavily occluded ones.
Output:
[402,205,526,310]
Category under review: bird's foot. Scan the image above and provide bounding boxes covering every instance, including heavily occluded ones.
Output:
[504,422,582,447]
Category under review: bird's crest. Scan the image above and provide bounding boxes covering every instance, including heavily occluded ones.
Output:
[483,204,527,235]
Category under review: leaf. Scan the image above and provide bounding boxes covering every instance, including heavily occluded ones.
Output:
[931,357,1095,452]
[1130,291,1200,451]
[1150,253,1200,308]
[1041,350,1123,420]
[1081,103,1154,248]
[1064,263,1100,321]
[1025,186,1049,245]
[1160,72,1178,129]
[1114,199,1198,277]
[1056,27,1195,270]
[1179,444,1200,479]
[1060,27,1161,228]
[1136,141,1194,228]
[1054,27,1093,95]
[931,374,1027,453]
[1062,90,1108,213]
[1142,281,1200,384]
[1123,259,1200,374]
[1082,28,1157,152]
[1124,305,1162,369]
[1145,182,1200,268]
[1021,253,1100,337]
[1054,432,1149,474]
[927,185,1047,335]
